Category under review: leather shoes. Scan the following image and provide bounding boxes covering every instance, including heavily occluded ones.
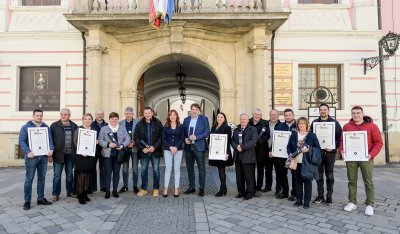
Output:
[244,195,253,200]
[119,186,128,193]
[183,187,195,194]
[235,193,244,198]
[133,186,139,194]
[23,202,30,210]
[276,193,289,199]
[198,189,204,197]
[37,198,52,205]
[105,191,110,199]
[112,191,119,198]
[100,188,106,192]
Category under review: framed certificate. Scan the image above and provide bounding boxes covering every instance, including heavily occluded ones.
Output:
[209,134,227,160]
[343,131,369,161]
[272,130,292,158]
[76,128,97,156]
[28,127,50,156]
[313,122,335,149]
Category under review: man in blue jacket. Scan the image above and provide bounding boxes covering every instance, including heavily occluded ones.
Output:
[183,103,210,196]
[19,109,54,210]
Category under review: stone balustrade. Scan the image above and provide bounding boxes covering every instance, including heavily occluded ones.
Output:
[73,0,282,14]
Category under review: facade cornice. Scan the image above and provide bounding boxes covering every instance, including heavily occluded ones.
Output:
[275,31,382,39]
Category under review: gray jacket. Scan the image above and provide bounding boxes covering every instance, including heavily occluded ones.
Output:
[119,118,139,153]
[98,125,130,158]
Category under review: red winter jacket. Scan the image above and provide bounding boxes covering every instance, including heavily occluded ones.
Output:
[339,116,383,159]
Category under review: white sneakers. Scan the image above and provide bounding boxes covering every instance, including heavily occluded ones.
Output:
[344,203,374,216]
[365,205,374,216]
[343,202,357,212]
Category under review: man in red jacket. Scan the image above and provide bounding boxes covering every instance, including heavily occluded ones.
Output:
[339,106,383,216]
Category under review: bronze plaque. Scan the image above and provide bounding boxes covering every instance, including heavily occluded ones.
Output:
[19,67,61,111]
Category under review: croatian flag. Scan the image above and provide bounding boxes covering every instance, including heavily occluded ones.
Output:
[149,0,175,29]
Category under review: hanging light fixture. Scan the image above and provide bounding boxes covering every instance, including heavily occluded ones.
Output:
[176,64,185,84]
[180,94,186,104]
[179,86,186,96]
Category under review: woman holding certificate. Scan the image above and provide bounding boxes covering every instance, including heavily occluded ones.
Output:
[287,117,320,209]
[99,112,130,199]
[209,112,233,197]
[162,110,184,197]
[73,113,97,204]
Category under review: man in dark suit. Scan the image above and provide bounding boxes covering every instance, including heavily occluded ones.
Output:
[183,103,210,197]
[232,113,259,200]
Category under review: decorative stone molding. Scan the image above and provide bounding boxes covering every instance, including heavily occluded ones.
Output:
[170,21,186,54]
[86,45,108,54]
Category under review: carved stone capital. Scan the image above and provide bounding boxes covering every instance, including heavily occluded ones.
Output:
[170,21,186,54]
[86,45,108,54]
[121,90,138,98]
[220,89,236,98]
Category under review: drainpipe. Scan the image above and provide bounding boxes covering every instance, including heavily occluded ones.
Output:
[377,0,390,163]
[271,30,276,109]
[82,32,87,115]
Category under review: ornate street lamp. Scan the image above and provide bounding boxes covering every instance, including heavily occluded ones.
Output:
[179,86,186,96]
[176,64,185,84]
[363,31,400,74]
[180,94,186,104]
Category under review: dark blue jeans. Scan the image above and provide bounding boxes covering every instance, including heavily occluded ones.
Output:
[122,151,139,188]
[295,163,312,206]
[52,154,74,196]
[104,156,121,192]
[24,155,48,202]
[185,147,206,190]
[140,154,160,190]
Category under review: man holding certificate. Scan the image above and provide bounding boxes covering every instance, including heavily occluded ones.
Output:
[19,109,54,210]
[339,106,383,216]
[310,103,342,206]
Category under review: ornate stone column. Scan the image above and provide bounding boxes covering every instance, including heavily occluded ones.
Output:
[248,25,268,115]
[86,25,108,114]
[220,89,236,123]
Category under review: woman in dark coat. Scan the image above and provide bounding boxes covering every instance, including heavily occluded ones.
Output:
[73,113,97,204]
[209,112,233,196]
[287,117,320,209]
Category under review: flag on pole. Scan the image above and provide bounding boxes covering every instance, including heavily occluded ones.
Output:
[149,0,175,29]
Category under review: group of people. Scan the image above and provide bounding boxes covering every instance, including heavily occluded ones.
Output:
[19,103,382,216]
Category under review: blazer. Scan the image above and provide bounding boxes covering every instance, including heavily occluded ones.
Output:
[162,125,185,151]
[231,124,258,164]
[98,125,130,158]
[183,114,210,152]
[119,118,139,153]
[208,123,233,167]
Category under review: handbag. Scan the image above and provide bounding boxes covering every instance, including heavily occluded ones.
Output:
[285,156,298,170]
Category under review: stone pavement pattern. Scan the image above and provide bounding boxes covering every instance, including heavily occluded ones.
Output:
[0,163,399,234]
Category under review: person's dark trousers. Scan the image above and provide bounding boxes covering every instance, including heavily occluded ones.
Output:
[185,146,206,190]
[96,146,105,190]
[290,169,297,196]
[235,161,255,197]
[52,154,74,196]
[217,166,227,191]
[104,156,121,192]
[273,157,289,196]
[140,154,160,190]
[295,163,312,206]
[24,155,48,202]
[255,160,266,191]
[264,156,274,190]
[317,151,336,199]
[122,152,139,188]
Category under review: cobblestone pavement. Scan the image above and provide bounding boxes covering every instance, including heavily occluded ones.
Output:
[0,162,399,234]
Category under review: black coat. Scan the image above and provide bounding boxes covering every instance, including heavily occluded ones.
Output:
[134,116,163,158]
[249,118,270,162]
[209,123,233,167]
[50,119,78,163]
[231,124,258,164]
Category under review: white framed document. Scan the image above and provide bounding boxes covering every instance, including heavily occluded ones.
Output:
[343,131,369,161]
[272,130,292,158]
[209,134,228,160]
[313,122,335,149]
[28,127,50,156]
[76,128,97,156]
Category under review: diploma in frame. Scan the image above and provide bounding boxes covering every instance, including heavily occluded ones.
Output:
[209,134,227,160]
[272,130,292,158]
[343,131,369,161]
[76,128,97,156]
[313,122,335,149]
[28,127,50,156]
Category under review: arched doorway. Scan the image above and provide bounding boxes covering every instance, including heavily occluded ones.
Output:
[137,55,220,124]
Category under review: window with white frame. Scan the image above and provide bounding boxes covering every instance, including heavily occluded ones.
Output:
[298,65,341,109]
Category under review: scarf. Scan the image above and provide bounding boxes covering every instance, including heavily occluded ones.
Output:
[109,124,119,133]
